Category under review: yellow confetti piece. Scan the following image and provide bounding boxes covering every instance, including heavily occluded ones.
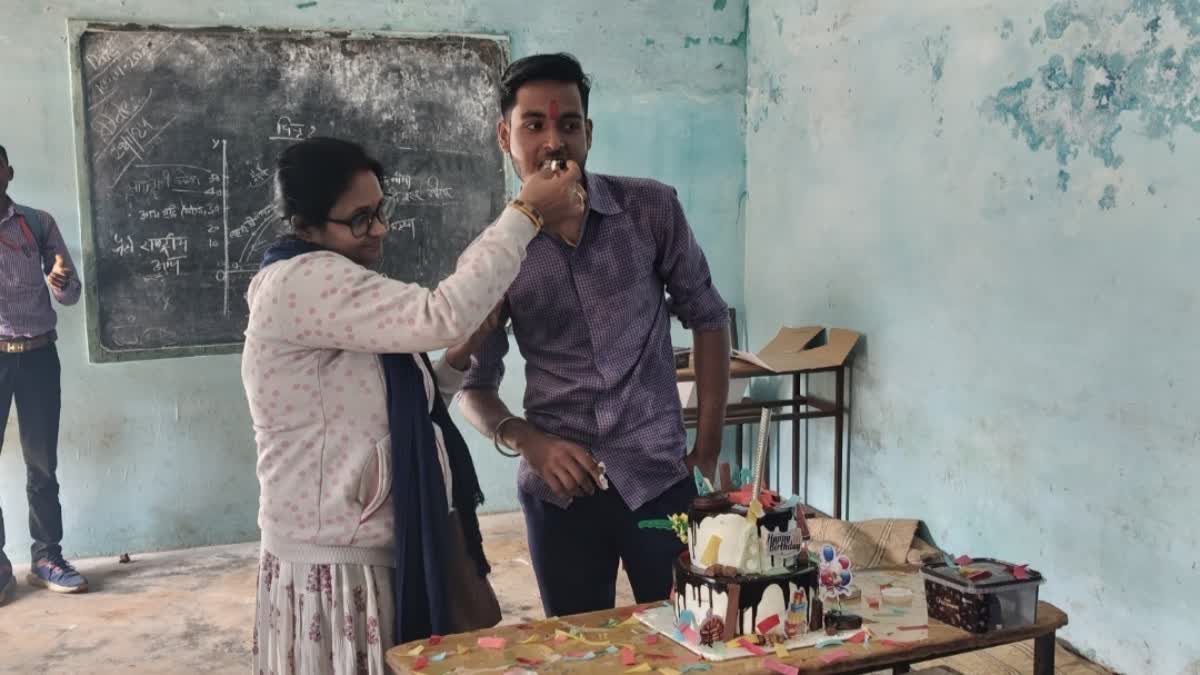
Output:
[726,639,744,649]
[775,643,789,658]
[700,534,723,566]
[456,645,468,655]
[406,645,424,656]
[625,665,652,673]
[554,629,611,647]
[520,634,541,644]
[620,615,643,626]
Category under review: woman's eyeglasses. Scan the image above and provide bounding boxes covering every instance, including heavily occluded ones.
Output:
[327,195,397,238]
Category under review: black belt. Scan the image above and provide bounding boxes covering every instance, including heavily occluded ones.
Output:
[0,330,56,353]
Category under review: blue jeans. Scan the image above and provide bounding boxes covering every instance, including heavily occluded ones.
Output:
[0,344,64,562]
[520,475,696,618]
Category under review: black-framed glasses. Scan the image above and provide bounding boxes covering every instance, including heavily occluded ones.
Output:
[327,195,397,238]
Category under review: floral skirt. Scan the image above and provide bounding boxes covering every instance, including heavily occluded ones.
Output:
[253,551,394,675]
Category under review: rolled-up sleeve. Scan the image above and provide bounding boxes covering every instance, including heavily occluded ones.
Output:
[40,212,81,306]
[655,188,728,331]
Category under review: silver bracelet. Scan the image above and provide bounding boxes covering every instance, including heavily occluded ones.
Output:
[492,415,522,458]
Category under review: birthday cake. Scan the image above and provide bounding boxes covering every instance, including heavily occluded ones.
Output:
[671,485,821,643]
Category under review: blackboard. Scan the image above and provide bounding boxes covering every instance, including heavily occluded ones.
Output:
[68,22,510,362]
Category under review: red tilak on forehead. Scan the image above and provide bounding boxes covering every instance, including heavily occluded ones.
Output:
[548,99,560,120]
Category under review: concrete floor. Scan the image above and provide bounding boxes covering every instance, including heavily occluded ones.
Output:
[1,512,1104,675]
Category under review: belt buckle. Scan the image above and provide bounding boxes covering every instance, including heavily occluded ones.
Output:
[3,343,20,353]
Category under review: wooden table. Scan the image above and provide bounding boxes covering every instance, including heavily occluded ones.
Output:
[386,601,1067,675]
[677,326,861,519]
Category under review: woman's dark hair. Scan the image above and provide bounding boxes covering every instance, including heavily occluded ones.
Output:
[498,53,591,119]
[274,137,385,231]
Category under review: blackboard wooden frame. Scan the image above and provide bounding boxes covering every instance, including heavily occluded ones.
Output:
[66,20,513,363]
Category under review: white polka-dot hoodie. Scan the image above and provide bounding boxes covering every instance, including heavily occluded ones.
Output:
[240,208,536,566]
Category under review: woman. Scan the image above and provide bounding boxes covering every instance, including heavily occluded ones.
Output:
[242,137,584,674]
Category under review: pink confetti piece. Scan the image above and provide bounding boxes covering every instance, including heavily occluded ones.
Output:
[412,656,429,670]
[762,657,800,675]
[737,639,768,656]
[1012,564,1030,580]
[477,636,508,649]
[554,633,570,643]
[428,635,443,645]
[756,613,781,634]
[954,555,972,565]
[621,648,637,667]
[819,649,850,665]
[681,626,700,645]
[846,631,868,644]
[644,635,660,646]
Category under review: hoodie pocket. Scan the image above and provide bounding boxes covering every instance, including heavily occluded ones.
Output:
[358,434,392,524]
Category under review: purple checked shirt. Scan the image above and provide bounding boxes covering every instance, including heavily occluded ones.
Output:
[462,173,729,510]
[0,202,81,338]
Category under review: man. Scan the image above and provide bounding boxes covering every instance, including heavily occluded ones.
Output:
[0,143,87,606]
[459,54,731,617]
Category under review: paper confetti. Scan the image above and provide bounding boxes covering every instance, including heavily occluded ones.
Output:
[429,635,443,646]
[456,645,468,655]
[815,637,844,649]
[644,635,660,646]
[756,613,781,634]
[515,657,543,667]
[681,626,700,644]
[773,643,789,658]
[520,634,540,644]
[607,646,620,655]
[412,656,429,670]
[1012,564,1030,580]
[762,658,800,675]
[737,639,768,656]
[478,636,508,649]
[880,639,912,648]
[819,649,850,665]
[430,652,448,662]
[604,618,621,628]
[954,554,973,565]
[626,665,652,674]
[621,647,637,666]
[406,645,424,656]
[846,631,868,644]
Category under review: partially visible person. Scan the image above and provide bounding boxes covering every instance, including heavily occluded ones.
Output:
[0,143,87,607]
[242,137,585,674]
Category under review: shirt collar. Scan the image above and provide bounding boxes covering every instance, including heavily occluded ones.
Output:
[0,200,14,226]
[582,172,622,216]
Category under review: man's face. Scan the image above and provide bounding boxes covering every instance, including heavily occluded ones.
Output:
[0,156,11,199]
[498,80,592,181]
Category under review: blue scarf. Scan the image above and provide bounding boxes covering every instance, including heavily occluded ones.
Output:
[261,238,490,643]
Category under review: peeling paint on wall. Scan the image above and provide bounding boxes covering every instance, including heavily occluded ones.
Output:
[985,1,1200,207]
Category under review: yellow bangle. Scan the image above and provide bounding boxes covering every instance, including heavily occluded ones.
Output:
[508,200,544,231]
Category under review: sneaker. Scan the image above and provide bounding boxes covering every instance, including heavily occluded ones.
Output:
[28,556,88,594]
[0,557,14,606]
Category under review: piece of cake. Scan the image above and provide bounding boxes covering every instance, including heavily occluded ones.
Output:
[671,492,819,640]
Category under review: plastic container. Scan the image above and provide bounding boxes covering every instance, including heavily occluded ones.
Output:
[921,558,1044,633]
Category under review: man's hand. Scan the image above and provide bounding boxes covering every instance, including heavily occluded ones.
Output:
[47,254,72,291]
[445,303,504,371]
[685,446,718,483]
[509,426,604,501]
